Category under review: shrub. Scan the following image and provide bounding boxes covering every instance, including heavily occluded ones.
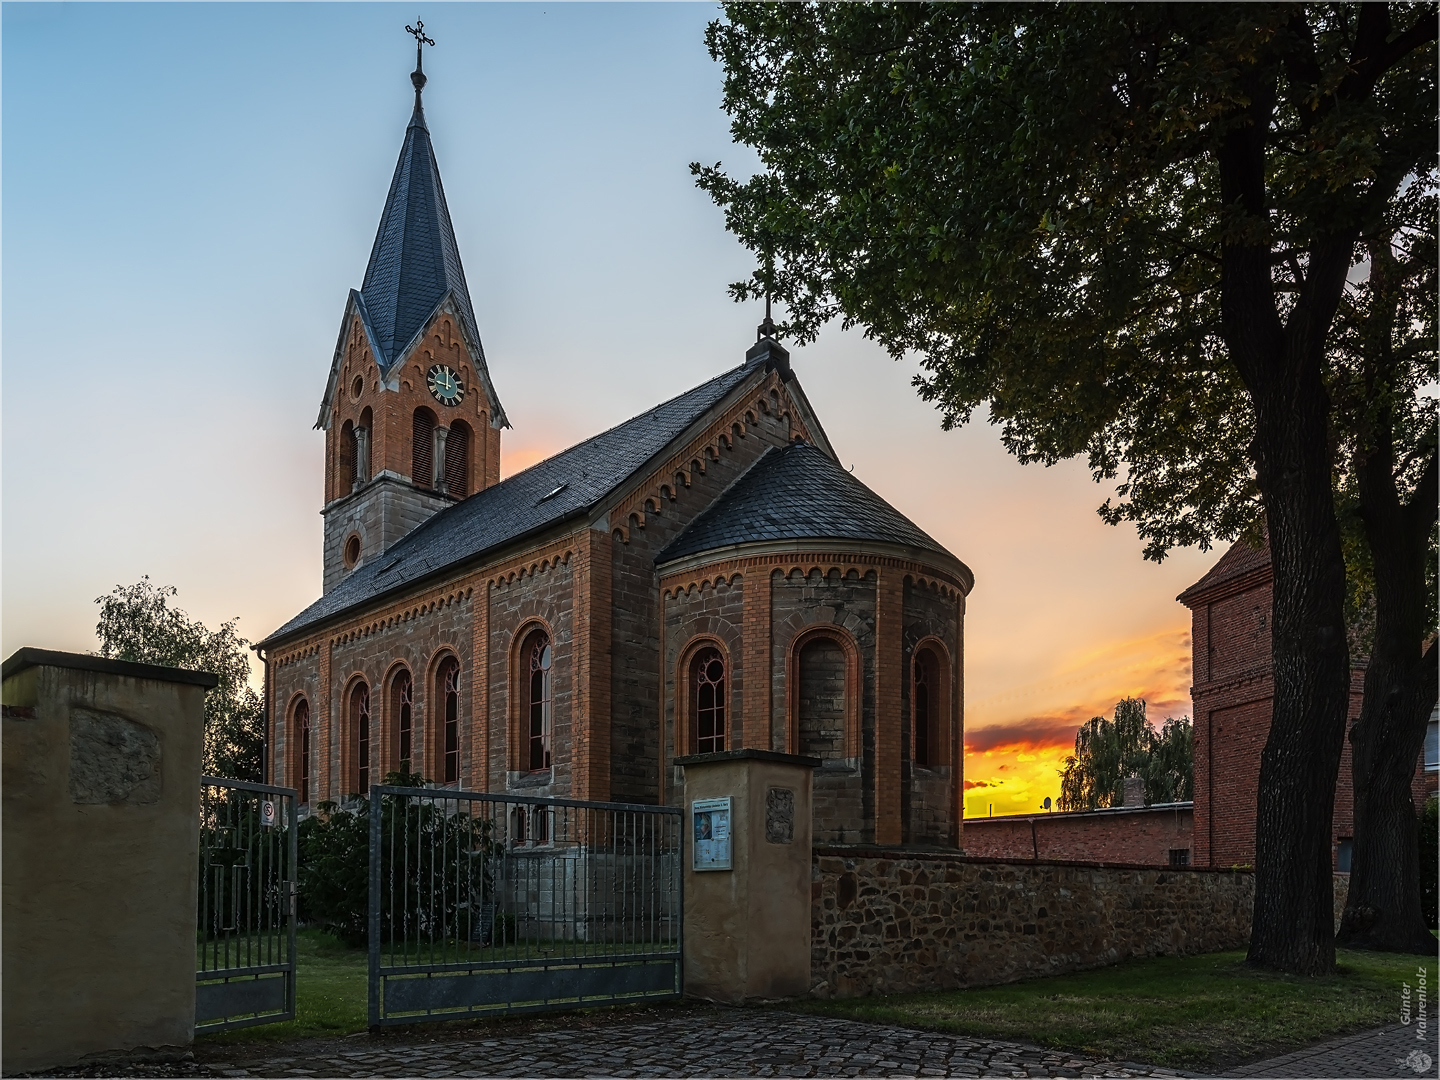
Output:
[297,770,500,947]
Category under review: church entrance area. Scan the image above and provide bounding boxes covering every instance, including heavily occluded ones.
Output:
[366,785,682,1027]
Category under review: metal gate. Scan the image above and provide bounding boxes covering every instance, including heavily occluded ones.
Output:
[368,785,681,1027]
[196,776,298,1033]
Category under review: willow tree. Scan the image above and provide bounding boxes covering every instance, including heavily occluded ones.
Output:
[693,3,1436,973]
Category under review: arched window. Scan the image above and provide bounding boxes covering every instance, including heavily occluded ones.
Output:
[293,698,311,805]
[692,648,726,754]
[526,632,553,770]
[798,637,846,760]
[913,648,939,767]
[391,669,413,770]
[446,420,471,497]
[434,657,461,785]
[349,681,371,794]
[339,419,356,492]
[412,407,437,489]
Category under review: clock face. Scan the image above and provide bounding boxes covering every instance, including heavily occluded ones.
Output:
[426,364,465,407]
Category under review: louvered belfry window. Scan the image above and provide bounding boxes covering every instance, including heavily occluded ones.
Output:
[339,420,357,492]
[412,408,436,489]
[445,421,471,497]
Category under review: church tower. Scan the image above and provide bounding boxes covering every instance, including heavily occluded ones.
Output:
[316,28,507,593]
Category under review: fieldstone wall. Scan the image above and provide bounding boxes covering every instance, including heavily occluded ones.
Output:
[811,848,1254,997]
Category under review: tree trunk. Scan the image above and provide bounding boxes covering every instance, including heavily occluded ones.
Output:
[1339,431,1438,952]
[1215,57,1354,975]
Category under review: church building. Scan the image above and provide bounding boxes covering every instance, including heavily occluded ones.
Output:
[258,52,974,847]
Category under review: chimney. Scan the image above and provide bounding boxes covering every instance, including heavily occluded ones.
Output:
[1122,777,1145,808]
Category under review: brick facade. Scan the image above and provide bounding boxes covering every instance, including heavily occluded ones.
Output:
[962,804,1194,865]
[1180,539,1436,870]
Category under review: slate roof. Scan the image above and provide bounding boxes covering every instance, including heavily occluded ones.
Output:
[657,441,958,569]
[262,359,761,645]
[1177,536,1271,606]
[360,99,482,373]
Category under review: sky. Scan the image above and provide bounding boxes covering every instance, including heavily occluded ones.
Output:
[1,3,1223,816]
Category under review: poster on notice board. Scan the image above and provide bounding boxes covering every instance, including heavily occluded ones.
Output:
[691,796,732,871]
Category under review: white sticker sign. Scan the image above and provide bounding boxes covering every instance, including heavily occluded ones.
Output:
[261,800,277,829]
[691,796,732,871]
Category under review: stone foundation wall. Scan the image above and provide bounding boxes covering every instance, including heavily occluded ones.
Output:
[811,848,1254,997]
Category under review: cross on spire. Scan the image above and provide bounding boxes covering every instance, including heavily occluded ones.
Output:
[757,254,778,341]
[406,20,435,99]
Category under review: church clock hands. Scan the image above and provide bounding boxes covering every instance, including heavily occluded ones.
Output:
[426,364,465,406]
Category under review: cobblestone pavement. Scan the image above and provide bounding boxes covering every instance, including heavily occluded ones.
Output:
[1219,1011,1438,1079]
[194,1008,1194,1079]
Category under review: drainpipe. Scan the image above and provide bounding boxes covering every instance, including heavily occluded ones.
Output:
[254,644,270,785]
[1029,817,1039,861]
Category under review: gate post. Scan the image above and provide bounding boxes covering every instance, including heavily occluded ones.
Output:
[675,749,818,1003]
[2,648,214,1073]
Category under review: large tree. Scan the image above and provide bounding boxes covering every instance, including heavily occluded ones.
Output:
[693,3,1436,974]
[1058,699,1194,812]
[95,578,265,782]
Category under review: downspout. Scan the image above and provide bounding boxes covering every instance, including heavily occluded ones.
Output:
[1029,817,1039,861]
[254,644,271,785]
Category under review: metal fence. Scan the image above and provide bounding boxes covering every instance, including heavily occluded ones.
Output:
[368,785,682,1027]
[196,777,297,1033]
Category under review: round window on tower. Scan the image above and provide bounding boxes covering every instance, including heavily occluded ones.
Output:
[344,534,362,569]
[350,374,364,401]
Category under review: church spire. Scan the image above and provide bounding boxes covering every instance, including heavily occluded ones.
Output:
[358,21,493,396]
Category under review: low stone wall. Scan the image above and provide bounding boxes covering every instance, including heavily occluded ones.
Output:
[811,848,1254,997]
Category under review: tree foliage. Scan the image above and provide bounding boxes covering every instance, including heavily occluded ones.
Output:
[1057,699,1193,812]
[694,0,1436,974]
[95,578,264,781]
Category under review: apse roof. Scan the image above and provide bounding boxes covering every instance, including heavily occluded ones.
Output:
[263,359,760,645]
[657,441,961,571]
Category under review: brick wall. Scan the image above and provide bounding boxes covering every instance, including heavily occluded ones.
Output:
[811,849,1253,997]
[962,804,1193,866]
[1183,544,1430,869]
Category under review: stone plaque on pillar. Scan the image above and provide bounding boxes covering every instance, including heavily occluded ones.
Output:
[675,749,819,1003]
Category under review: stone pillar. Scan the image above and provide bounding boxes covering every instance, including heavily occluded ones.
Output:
[433,426,449,491]
[2,648,214,1073]
[676,749,818,1002]
[354,426,370,487]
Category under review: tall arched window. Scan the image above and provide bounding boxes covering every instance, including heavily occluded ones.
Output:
[293,698,311,805]
[913,648,938,767]
[692,648,726,754]
[412,407,437,489]
[435,657,461,784]
[526,632,553,770]
[390,669,413,770]
[349,681,371,794]
[339,419,357,492]
[446,420,471,497]
[798,637,846,760]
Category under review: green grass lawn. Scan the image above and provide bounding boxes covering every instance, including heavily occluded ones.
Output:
[197,930,368,1045]
[790,948,1439,1071]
